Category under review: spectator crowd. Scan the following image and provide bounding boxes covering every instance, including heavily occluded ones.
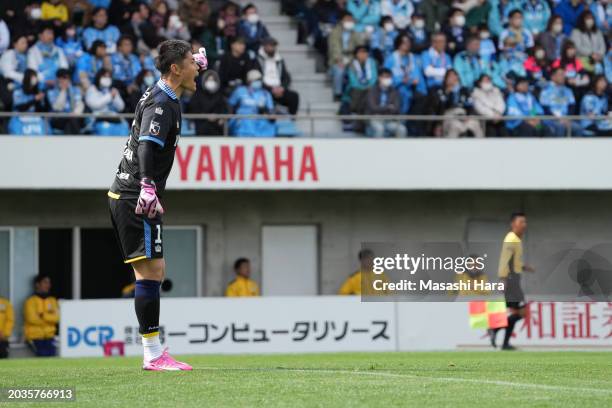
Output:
[0,0,300,137]
[289,0,612,136]
[0,0,610,137]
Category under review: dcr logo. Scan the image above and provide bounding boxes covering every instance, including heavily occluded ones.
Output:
[68,326,114,347]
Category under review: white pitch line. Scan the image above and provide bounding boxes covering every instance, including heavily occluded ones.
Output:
[199,367,612,395]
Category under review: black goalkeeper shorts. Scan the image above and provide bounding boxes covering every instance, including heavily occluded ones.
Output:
[108,193,164,263]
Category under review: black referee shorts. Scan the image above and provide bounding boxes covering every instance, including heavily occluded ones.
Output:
[108,192,164,264]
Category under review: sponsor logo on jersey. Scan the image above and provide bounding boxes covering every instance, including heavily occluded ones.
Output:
[155,106,164,115]
[150,121,160,135]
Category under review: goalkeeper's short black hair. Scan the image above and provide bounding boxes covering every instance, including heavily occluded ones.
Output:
[155,39,192,76]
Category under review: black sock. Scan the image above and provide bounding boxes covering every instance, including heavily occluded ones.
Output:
[134,279,161,335]
[503,314,523,346]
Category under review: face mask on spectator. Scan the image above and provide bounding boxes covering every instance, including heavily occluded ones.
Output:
[535,49,545,59]
[552,23,563,33]
[246,13,259,24]
[30,77,38,86]
[204,79,219,92]
[30,7,42,20]
[453,15,465,27]
[479,31,490,40]
[380,77,392,88]
[250,80,262,89]
[414,19,425,29]
[384,22,395,32]
[144,75,155,87]
[343,21,355,31]
[585,19,594,29]
[169,14,183,29]
[481,81,493,91]
[100,76,112,88]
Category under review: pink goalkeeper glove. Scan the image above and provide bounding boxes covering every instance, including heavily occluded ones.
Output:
[194,47,208,72]
[135,178,164,218]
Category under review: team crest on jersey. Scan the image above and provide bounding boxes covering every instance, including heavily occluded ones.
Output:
[155,106,164,115]
[150,121,160,135]
[155,245,162,253]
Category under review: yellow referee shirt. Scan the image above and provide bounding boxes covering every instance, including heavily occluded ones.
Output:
[225,276,260,297]
[498,231,524,278]
[0,298,14,339]
[338,270,390,295]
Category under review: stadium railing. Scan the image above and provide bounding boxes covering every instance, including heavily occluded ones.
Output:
[0,111,608,138]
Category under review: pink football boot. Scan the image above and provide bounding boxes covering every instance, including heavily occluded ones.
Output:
[142,348,193,371]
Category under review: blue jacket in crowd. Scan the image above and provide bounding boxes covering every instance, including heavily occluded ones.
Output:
[420,47,452,89]
[74,53,104,84]
[539,82,575,117]
[82,25,120,53]
[346,0,381,32]
[111,52,142,85]
[228,85,276,137]
[580,92,611,134]
[554,0,585,35]
[453,51,493,89]
[505,91,544,129]
[493,50,527,89]
[384,51,425,113]
[516,0,551,34]
[370,27,398,61]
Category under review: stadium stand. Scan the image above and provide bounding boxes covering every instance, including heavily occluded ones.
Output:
[0,0,610,137]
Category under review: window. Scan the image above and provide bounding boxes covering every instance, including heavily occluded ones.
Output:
[261,225,319,295]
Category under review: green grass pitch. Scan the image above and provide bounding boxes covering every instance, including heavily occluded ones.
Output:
[1,352,611,407]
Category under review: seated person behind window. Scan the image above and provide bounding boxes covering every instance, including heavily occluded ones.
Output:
[228,69,275,137]
[85,68,128,136]
[46,68,84,134]
[24,275,59,357]
[0,296,14,359]
[339,249,389,296]
[226,258,260,297]
[186,70,228,135]
[365,68,406,138]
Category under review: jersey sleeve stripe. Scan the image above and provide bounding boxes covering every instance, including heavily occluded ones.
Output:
[138,135,165,147]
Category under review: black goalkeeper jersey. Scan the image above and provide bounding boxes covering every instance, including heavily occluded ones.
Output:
[109,80,182,199]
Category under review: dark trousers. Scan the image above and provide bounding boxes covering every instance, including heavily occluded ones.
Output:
[28,339,56,357]
[512,122,550,137]
[0,340,8,358]
[50,117,83,135]
[274,89,300,115]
